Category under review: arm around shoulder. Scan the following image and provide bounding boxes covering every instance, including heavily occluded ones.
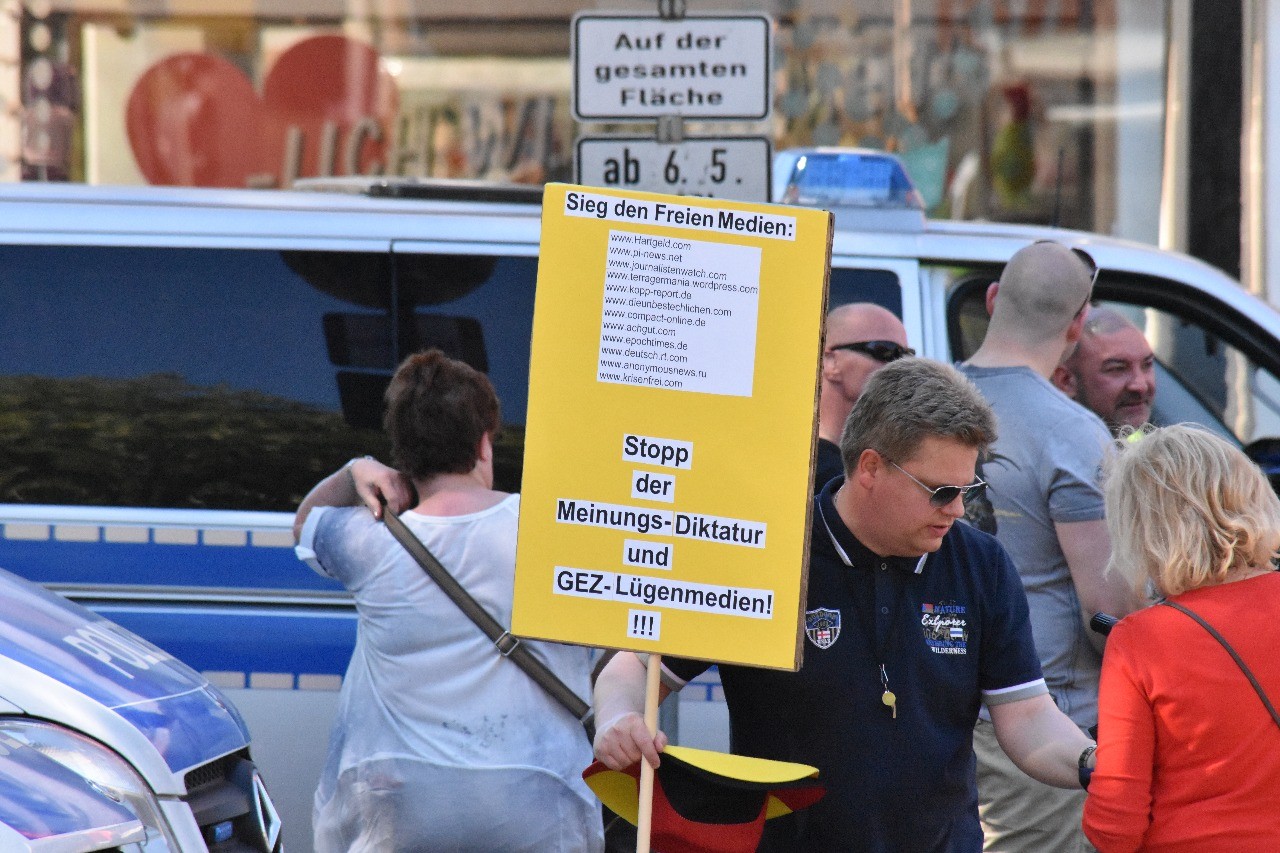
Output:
[292,456,414,543]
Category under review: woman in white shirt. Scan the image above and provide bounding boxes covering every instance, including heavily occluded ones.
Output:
[294,349,603,853]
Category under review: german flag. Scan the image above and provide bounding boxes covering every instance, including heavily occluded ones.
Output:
[583,745,825,853]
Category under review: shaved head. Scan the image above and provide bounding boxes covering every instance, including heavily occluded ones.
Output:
[825,303,905,348]
[819,302,910,442]
[989,241,1095,344]
[1077,306,1139,340]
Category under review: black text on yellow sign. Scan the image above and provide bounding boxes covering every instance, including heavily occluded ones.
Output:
[512,184,832,670]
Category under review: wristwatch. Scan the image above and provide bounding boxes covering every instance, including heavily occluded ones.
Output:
[1078,744,1097,790]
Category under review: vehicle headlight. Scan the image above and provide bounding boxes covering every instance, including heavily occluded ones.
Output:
[0,719,179,851]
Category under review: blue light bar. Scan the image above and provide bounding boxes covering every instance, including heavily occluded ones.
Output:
[774,148,925,210]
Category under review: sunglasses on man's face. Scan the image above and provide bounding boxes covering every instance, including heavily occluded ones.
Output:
[826,340,916,364]
[889,460,987,508]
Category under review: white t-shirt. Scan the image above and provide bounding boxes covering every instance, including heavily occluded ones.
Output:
[297,495,603,853]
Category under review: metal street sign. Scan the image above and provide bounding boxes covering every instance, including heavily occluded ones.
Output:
[572,14,772,121]
[576,137,772,203]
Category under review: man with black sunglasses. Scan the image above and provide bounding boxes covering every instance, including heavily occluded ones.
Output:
[815,303,913,493]
[959,241,1140,853]
[593,358,1096,852]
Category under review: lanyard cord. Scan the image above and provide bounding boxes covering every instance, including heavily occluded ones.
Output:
[869,571,904,716]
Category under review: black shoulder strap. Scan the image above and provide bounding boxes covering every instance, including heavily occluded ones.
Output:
[1159,600,1280,728]
[380,500,595,735]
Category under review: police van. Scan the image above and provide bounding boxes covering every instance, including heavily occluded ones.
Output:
[0,565,282,851]
[4,161,1280,848]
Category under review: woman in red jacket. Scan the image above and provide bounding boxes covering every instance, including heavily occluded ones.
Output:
[1082,424,1280,852]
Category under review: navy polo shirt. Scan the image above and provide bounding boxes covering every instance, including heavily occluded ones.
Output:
[664,479,1046,852]
[814,437,844,495]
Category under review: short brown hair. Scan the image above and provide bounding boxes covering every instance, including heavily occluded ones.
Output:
[1104,424,1280,596]
[840,357,996,470]
[383,349,500,480]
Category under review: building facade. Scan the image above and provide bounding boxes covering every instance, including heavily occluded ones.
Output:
[5,1,1175,243]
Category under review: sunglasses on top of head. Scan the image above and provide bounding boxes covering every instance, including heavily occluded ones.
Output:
[1031,239,1100,313]
[826,340,916,364]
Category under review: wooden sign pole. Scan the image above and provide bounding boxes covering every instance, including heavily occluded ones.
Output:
[635,652,663,853]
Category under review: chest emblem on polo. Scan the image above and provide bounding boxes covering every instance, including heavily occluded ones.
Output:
[805,608,841,649]
[921,601,968,655]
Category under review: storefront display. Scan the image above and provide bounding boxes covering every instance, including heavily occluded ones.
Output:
[6,1,1166,235]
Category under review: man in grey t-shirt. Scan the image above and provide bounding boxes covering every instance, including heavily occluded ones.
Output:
[960,241,1139,853]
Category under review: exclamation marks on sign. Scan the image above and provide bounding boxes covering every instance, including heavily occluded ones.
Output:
[627,609,661,641]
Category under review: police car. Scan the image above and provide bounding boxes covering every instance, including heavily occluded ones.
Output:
[0,566,282,851]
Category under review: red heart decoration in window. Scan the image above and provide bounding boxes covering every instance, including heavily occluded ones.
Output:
[126,35,399,188]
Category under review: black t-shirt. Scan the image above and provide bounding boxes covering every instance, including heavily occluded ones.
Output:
[664,481,1044,852]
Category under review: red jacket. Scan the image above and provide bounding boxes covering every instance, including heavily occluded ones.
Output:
[1083,572,1280,852]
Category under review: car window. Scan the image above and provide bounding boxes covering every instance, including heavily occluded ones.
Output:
[946,270,1280,479]
[827,266,904,316]
[0,244,537,508]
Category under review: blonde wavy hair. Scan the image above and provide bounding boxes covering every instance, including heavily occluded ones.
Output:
[1104,424,1280,597]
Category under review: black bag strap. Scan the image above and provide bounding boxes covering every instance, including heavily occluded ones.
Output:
[379,499,595,736]
[1159,599,1280,729]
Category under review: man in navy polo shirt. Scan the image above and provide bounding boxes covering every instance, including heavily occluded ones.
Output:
[593,358,1096,851]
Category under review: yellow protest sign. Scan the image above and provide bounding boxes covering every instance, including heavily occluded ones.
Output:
[512,183,832,670]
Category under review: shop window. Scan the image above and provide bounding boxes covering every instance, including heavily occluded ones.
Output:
[772,3,1166,239]
[13,2,1166,245]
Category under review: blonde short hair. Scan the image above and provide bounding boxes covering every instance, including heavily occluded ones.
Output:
[1104,424,1280,596]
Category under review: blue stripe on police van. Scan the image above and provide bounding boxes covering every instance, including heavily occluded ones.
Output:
[0,524,339,593]
[4,522,295,548]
